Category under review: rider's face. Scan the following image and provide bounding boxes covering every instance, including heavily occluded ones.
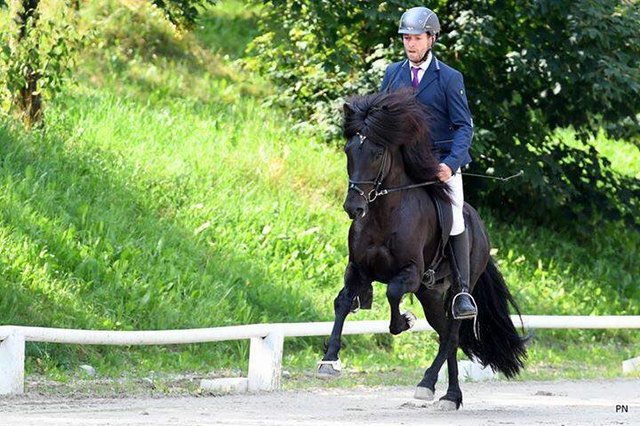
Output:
[402,33,434,64]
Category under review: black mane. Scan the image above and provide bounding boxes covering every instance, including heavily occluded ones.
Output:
[343,89,449,201]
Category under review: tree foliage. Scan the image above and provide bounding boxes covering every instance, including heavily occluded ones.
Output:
[248,0,640,229]
[0,0,83,127]
[152,0,217,29]
[441,0,640,228]
[0,0,214,127]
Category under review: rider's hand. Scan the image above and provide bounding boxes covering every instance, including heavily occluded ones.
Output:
[437,163,453,182]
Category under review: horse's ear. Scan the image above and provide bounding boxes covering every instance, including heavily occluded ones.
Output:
[343,102,354,117]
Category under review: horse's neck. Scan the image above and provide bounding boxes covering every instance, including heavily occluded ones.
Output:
[385,152,414,188]
[368,173,416,227]
[368,154,428,227]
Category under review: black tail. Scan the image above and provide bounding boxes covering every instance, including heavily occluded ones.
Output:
[459,258,528,378]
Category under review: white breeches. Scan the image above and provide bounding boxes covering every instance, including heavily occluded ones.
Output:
[447,170,465,236]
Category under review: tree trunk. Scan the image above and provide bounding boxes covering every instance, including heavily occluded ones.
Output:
[15,0,42,126]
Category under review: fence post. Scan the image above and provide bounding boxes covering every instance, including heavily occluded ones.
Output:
[0,332,26,395]
[247,327,284,392]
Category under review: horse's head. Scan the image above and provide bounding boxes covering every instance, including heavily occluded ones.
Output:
[341,90,441,221]
[342,130,390,220]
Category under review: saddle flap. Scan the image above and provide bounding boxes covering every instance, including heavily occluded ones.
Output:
[422,193,453,287]
[433,194,453,241]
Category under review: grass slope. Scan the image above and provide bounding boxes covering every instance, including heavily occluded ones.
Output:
[0,1,638,381]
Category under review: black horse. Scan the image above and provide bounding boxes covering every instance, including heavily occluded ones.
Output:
[318,89,527,410]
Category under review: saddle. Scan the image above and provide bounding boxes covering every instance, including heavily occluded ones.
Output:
[350,193,453,312]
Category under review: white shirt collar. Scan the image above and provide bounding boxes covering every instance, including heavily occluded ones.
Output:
[409,51,433,71]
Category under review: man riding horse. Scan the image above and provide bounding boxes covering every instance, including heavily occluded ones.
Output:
[380,6,477,320]
[318,8,527,402]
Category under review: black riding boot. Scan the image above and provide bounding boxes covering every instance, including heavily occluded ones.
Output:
[450,230,477,319]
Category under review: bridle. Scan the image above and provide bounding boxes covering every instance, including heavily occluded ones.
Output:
[347,133,389,203]
[347,132,438,203]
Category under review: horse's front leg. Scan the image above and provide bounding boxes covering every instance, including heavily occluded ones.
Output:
[318,262,369,377]
[386,263,421,335]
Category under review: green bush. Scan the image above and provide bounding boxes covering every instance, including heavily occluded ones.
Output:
[248,0,640,229]
[442,0,640,229]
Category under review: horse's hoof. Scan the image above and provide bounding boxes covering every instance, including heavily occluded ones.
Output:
[414,386,434,401]
[402,311,417,330]
[437,399,459,411]
[317,360,342,378]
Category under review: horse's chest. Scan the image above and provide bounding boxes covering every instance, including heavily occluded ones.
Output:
[351,233,398,277]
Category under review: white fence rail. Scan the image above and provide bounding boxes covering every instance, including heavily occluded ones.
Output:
[1,315,639,395]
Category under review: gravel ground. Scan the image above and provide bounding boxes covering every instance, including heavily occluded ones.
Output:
[1,378,639,425]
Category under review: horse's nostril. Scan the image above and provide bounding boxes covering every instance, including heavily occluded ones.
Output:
[355,208,365,218]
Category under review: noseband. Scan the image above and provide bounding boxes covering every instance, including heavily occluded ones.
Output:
[347,132,439,203]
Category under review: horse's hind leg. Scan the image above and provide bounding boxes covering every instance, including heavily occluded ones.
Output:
[413,285,462,404]
[318,262,369,377]
[415,320,461,401]
[438,351,463,410]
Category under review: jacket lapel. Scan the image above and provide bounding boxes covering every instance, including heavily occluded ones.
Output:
[398,60,412,88]
[415,57,439,97]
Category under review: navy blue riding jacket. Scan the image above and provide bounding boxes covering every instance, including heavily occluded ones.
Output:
[380,56,474,174]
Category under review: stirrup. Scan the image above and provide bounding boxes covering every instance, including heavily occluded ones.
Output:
[451,291,478,320]
[452,292,480,340]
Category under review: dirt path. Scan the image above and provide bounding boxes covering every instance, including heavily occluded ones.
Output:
[1,379,639,425]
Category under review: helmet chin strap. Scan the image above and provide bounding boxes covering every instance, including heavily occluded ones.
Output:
[419,48,431,63]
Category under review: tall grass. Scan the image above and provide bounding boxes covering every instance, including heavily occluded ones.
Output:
[0,0,638,379]
[0,84,351,373]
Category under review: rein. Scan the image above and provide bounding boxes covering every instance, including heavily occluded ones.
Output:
[348,132,438,203]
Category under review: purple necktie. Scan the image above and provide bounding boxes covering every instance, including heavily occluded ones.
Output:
[411,66,420,88]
